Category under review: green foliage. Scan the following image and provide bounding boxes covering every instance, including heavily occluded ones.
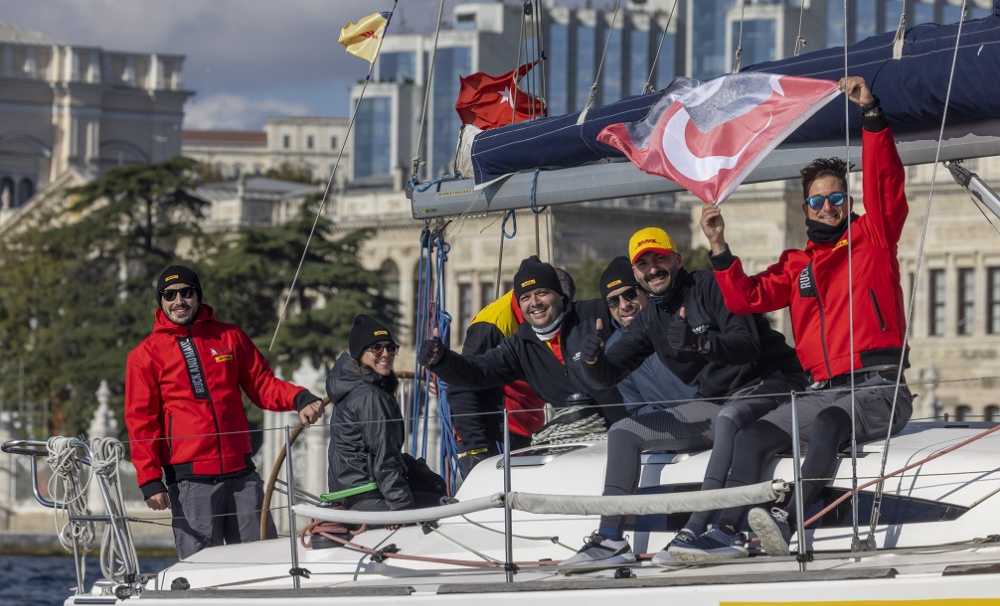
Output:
[0,161,389,438]
[203,194,397,372]
[567,257,607,301]
[0,157,208,436]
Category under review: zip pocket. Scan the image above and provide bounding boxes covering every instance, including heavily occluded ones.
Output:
[868,289,887,331]
[167,413,175,454]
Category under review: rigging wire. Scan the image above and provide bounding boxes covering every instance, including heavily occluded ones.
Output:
[412,0,447,181]
[643,0,679,94]
[268,1,398,352]
[867,0,970,542]
[534,0,548,116]
[793,0,808,56]
[732,0,746,72]
[840,0,862,552]
[578,0,622,123]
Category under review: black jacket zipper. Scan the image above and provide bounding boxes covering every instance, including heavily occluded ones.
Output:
[189,326,225,471]
[167,413,174,455]
[868,288,887,331]
[814,285,835,381]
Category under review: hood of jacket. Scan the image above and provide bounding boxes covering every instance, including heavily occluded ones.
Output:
[327,352,398,405]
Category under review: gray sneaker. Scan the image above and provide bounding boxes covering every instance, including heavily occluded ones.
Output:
[651,528,698,566]
[748,507,792,556]
[667,527,749,562]
[559,533,636,572]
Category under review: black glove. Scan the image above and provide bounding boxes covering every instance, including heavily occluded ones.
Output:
[666,315,697,351]
[419,337,446,367]
[579,331,604,366]
[293,390,322,411]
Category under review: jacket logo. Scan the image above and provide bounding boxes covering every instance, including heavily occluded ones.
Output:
[636,238,658,246]
[798,264,817,298]
[692,323,709,335]
[177,337,209,400]
[833,238,849,250]
[214,354,233,363]
[605,279,623,289]
[373,329,388,337]
[164,274,179,282]
[520,278,537,288]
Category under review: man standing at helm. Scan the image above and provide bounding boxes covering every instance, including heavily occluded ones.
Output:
[691,76,913,559]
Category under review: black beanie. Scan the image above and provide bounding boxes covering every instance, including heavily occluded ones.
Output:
[349,314,397,359]
[157,265,202,301]
[513,256,564,300]
[600,256,640,299]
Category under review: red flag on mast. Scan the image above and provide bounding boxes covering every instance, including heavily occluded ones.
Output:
[455,62,545,130]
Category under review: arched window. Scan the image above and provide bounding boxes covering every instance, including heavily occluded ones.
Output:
[954,405,972,422]
[984,405,999,423]
[0,177,14,210]
[16,178,33,206]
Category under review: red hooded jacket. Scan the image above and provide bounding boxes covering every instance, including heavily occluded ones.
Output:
[125,305,305,498]
[713,126,907,382]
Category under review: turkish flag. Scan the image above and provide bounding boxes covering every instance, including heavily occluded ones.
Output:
[455,62,546,130]
[598,73,840,204]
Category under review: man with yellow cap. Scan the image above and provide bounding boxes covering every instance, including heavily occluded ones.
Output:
[559,227,806,571]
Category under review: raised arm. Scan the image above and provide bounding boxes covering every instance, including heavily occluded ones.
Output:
[579,317,656,390]
[423,336,523,389]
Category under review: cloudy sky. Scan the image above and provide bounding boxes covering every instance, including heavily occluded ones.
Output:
[2,0,479,130]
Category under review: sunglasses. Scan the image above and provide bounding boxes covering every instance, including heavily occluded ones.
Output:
[805,191,847,210]
[606,287,640,308]
[368,342,399,356]
[160,287,196,302]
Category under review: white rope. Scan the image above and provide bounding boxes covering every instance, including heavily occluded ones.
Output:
[868,0,969,541]
[47,436,94,591]
[530,407,608,446]
[643,0,679,93]
[91,437,140,584]
[268,1,399,352]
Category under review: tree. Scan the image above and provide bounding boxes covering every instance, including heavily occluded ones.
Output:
[0,157,209,435]
[204,194,397,372]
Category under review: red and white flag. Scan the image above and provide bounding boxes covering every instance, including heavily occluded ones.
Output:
[597,73,840,204]
[455,62,546,130]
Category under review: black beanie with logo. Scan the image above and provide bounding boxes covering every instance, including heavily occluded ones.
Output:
[349,314,397,359]
[513,256,564,300]
[156,265,202,301]
[600,256,640,299]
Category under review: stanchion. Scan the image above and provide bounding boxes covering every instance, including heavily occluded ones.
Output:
[790,391,809,571]
[284,425,302,589]
[502,409,515,583]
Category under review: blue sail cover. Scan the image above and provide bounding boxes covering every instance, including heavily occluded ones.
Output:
[469,11,1000,187]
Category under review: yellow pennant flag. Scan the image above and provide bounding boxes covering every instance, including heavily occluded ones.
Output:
[339,12,389,63]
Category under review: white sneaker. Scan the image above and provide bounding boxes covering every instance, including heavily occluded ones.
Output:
[748,507,792,556]
[558,532,636,572]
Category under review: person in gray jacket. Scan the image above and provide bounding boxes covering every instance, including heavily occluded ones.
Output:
[326,315,446,511]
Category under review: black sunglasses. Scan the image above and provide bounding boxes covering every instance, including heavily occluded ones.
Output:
[160,287,196,302]
[606,287,640,308]
[368,342,399,355]
[805,191,847,210]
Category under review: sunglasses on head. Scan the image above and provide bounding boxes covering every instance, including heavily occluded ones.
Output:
[606,287,640,308]
[160,287,196,302]
[368,342,399,355]
[805,191,847,210]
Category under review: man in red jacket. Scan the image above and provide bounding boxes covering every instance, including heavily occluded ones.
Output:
[125,265,323,558]
[687,76,913,559]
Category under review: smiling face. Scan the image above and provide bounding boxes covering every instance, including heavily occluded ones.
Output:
[159,283,200,325]
[606,285,648,328]
[632,251,682,296]
[518,288,564,328]
[360,342,397,376]
[804,174,850,227]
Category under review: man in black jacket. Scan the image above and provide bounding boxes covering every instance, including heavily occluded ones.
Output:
[420,256,623,428]
[559,227,805,571]
[326,315,445,511]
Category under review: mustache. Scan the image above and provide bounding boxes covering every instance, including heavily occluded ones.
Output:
[527,304,548,313]
[644,269,670,281]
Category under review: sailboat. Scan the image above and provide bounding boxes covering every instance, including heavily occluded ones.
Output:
[5,5,1000,606]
